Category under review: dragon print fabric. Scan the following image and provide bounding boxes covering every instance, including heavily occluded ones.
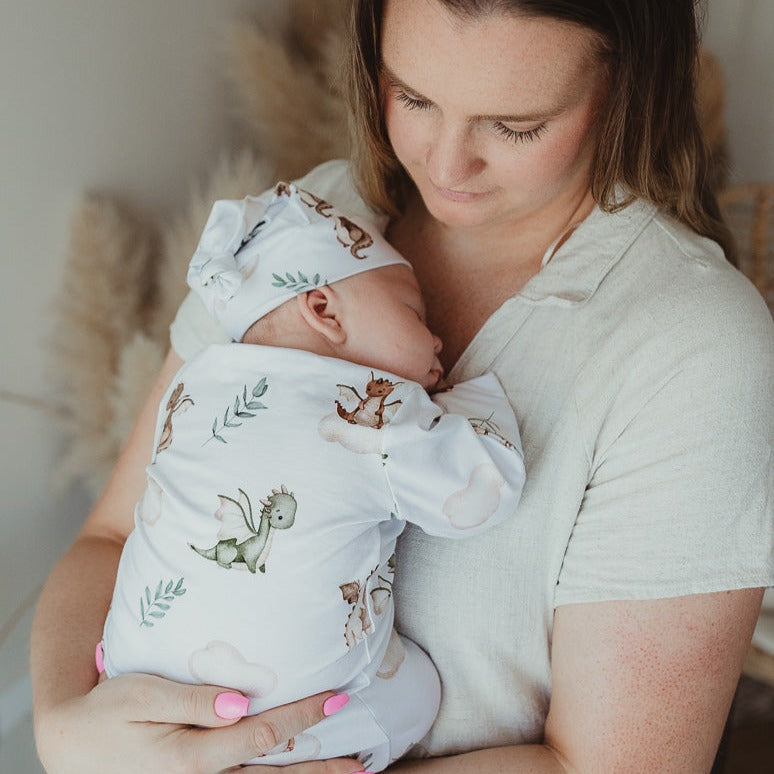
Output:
[100,343,525,768]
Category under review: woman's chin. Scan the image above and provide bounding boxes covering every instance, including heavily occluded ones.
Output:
[422,190,498,229]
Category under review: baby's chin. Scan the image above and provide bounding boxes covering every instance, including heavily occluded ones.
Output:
[424,370,445,391]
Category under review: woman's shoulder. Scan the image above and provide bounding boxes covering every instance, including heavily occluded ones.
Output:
[563,200,773,408]
[579,199,773,348]
[633,208,772,341]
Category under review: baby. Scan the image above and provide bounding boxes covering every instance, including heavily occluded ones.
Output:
[99,182,526,770]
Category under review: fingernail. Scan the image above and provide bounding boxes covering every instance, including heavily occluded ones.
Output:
[322,692,349,716]
[95,642,105,674]
[214,691,250,719]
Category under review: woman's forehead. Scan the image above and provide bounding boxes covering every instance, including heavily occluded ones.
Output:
[381,0,603,117]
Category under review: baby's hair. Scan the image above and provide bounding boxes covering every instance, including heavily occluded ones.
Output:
[240,304,286,345]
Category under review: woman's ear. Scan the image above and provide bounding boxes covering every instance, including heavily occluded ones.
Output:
[296,287,347,345]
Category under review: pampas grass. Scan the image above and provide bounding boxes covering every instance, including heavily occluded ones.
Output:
[52,194,159,495]
[224,0,348,180]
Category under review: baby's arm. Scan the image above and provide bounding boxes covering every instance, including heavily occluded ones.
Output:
[382,373,525,537]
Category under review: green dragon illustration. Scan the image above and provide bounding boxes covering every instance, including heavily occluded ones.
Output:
[190,485,297,574]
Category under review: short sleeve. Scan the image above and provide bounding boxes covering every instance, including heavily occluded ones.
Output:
[169,290,230,360]
[169,160,383,361]
[555,289,774,605]
[383,375,525,538]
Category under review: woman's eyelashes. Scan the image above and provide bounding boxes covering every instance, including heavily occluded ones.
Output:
[493,122,548,144]
[394,89,432,111]
[393,89,548,144]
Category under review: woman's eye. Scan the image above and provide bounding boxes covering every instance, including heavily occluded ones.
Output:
[493,122,547,144]
[395,89,431,111]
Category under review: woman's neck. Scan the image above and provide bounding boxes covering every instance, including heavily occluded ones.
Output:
[388,185,596,372]
[409,184,597,274]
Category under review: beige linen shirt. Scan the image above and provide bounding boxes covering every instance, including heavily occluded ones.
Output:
[170,160,774,757]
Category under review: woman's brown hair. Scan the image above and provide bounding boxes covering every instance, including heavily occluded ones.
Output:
[344,0,735,262]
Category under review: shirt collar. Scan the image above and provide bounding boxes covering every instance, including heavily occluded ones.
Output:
[519,195,658,306]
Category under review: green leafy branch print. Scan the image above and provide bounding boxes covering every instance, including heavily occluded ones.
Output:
[271,270,326,293]
[140,578,187,627]
[205,378,268,445]
[468,412,515,449]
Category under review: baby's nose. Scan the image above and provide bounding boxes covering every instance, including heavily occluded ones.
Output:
[433,335,443,354]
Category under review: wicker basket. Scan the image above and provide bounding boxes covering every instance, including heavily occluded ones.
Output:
[720,183,774,312]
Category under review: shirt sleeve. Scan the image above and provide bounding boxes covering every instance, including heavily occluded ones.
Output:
[555,285,774,605]
[382,374,526,538]
[169,290,231,359]
[169,160,383,361]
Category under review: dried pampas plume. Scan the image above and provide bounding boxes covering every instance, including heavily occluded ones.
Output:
[52,194,160,496]
[225,0,349,180]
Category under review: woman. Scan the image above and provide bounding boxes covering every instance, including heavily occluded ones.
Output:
[32,1,773,772]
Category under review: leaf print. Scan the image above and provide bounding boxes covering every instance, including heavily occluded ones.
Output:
[204,380,269,444]
[469,412,515,449]
[271,272,326,293]
[140,577,187,627]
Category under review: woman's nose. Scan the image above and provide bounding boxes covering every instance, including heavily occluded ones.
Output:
[425,122,483,189]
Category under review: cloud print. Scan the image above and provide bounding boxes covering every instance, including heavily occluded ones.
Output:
[443,463,505,529]
[137,477,163,524]
[188,641,277,698]
[376,627,406,680]
[317,413,383,454]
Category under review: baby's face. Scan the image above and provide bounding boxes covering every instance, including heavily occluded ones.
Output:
[338,265,443,389]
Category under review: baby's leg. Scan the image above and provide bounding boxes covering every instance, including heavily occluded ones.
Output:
[354,635,441,771]
[247,634,440,771]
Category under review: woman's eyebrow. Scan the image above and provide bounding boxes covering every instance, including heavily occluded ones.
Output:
[381,63,567,123]
[381,64,430,101]
[474,105,565,123]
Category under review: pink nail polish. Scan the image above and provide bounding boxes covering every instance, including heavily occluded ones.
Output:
[322,692,349,716]
[95,642,105,674]
[214,691,250,719]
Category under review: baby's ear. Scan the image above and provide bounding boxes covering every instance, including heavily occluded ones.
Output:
[296,287,346,344]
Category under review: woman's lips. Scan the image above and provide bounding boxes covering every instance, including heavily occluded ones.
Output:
[430,181,488,203]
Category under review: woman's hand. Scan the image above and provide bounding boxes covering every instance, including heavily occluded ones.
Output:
[36,673,364,774]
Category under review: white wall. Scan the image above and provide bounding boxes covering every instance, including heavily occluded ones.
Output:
[0,1,771,771]
[703,0,774,183]
[0,2,275,770]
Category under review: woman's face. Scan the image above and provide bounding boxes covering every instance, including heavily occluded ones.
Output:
[380,0,609,232]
